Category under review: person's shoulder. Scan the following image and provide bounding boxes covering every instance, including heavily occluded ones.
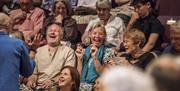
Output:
[9,9,21,16]
[34,7,45,13]
[37,45,48,52]
[62,46,74,51]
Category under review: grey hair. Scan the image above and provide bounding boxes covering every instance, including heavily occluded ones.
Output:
[102,66,157,91]
[96,0,112,9]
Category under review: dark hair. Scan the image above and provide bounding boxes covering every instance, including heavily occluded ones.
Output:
[52,0,73,16]
[60,66,80,91]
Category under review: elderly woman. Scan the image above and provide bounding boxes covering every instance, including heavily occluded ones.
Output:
[26,22,76,90]
[122,28,156,69]
[81,0,125,49]
[44,0,80,48]
[76,22,116,91]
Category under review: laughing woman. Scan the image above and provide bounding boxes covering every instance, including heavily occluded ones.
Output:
[122,28,156,69]
[76,22,117,91]
[58,66,80,91]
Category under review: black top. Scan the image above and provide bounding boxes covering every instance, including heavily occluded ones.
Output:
[126,52,155,69]
[133,13,164,51]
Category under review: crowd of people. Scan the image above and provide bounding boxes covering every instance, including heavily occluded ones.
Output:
[0,0,179,91]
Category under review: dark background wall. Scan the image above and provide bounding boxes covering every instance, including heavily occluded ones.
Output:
[159,0,180,16]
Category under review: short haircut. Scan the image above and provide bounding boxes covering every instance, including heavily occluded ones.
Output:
[96,0,112,9]
[124,28,145,48]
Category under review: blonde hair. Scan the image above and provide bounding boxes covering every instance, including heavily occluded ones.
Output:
[89,22,107,36]
[124,28,145,48]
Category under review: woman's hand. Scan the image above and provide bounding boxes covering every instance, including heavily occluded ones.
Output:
[91,45,98,60]
[38,79,53,89]
[75,44,84,60]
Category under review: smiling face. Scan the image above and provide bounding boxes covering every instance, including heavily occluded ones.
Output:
[46,24,62,46]
[90,26,106,47]
[58,68,74,88]
[123,37,137,54]
[93,77,103,91]
[55,1,67,17]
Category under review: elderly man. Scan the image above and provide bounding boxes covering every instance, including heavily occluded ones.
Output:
[163,20,180,55]
[9,0,45,44]
[81,0,125,49]
[27,22,76,90]
[0,13,35,91]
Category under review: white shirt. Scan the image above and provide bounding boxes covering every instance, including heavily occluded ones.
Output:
[85,15,125,47]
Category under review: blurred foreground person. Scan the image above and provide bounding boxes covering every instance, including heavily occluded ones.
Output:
[147,55,180,91]
[102,66,157,91]
[0,12,35,91]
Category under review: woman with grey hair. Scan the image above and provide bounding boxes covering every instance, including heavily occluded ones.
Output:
[81,0,125,49]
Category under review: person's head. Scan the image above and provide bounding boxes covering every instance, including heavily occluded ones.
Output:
[46,22,64,47]
[58,66,80,91]
[96,0,111,22]
[0,13,10,31]
[9,31,25,41]
[92,77,104,91]
[89,22,107,47]
[146,55,180,91]
[102,66,157,91]
[123,28,145,54]
[115,0,131,6]
[169,20,180,52]
[18,0,33,11]
[52,0,73,17]
[131,0,152,18]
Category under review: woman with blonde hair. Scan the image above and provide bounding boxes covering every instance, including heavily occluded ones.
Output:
[121,28,156,69]
[76,22,117,91]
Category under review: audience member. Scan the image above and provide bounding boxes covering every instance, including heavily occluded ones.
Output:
[111,0,134,26]
[82,0,125,49]
[102,66,157,91]
[44,0,80,49]
[58,66,80,91]
[76,22,116,91]
[92,77,103,91]
[122,29,156,69]
[147,55,180,91]
[163,20,180,55]
[0,12,35,91]
[9,0,45,44]
[127,0,164,52]
[26,22,76,90]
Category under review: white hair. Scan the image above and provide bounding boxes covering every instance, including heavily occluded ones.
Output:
[101,66,157,91]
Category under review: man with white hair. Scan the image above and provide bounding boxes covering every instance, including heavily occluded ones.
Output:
[163,20,180,55]
[101,66,157,91]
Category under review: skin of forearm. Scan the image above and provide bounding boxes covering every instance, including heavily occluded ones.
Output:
[93,57,104,73]
[142,42,155,52]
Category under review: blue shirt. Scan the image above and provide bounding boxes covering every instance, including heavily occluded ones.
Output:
[0,32,35,91]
